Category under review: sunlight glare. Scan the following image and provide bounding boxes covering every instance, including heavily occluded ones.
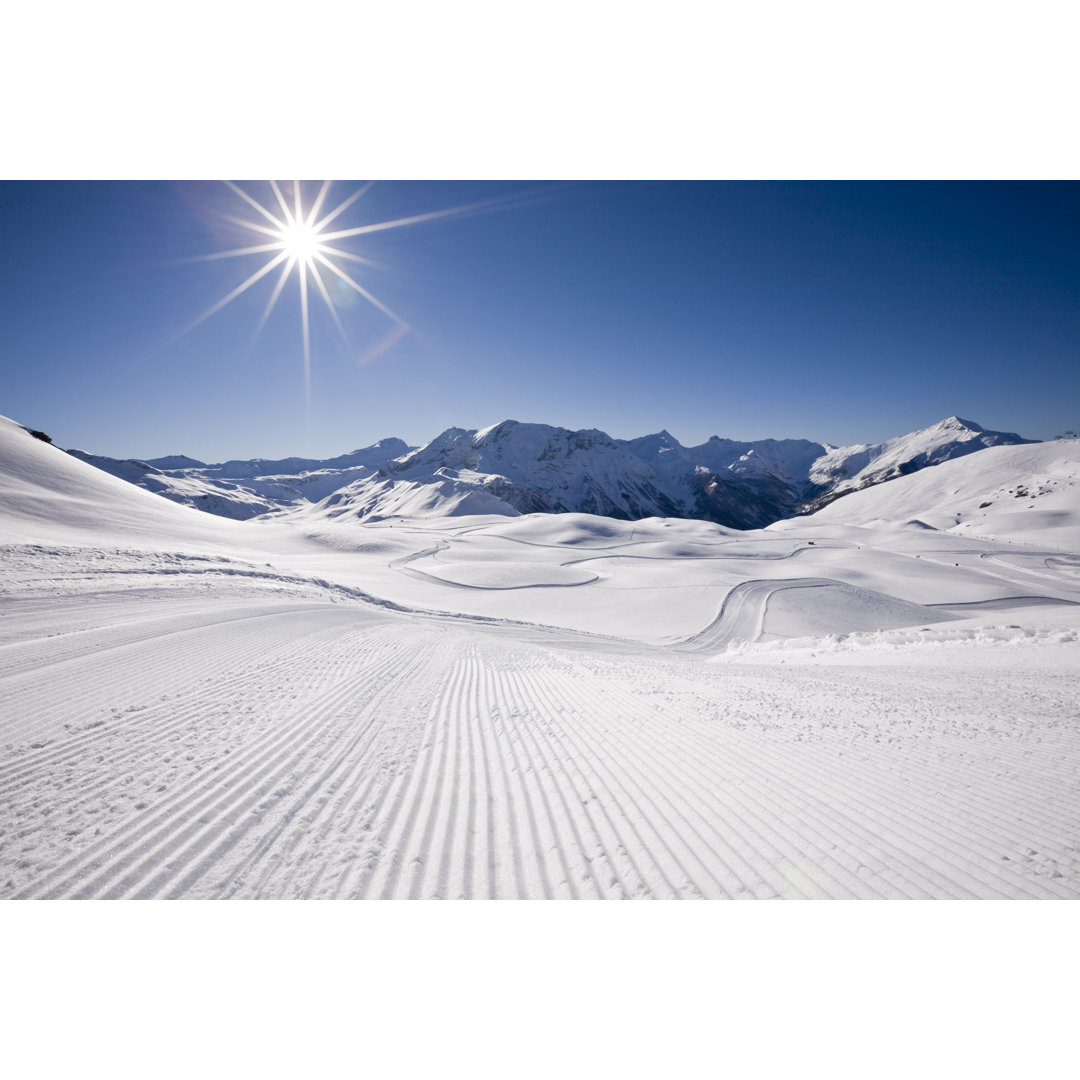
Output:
[182,180,548,422]
[279,220,321,263]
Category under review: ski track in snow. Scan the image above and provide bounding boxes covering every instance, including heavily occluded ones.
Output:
[3,589,1079,899]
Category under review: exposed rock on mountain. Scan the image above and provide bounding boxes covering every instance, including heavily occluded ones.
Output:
[65,417,1035,529]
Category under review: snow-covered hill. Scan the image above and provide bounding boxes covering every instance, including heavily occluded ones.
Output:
[800,416,1034,512]
[66,438,413,520]
[66,449,286,519]
[62,415,1035,530]
[800,437,1080,550]
[1,417,250,547]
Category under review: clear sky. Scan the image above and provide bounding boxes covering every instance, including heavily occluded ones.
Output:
[2,180,1077,462]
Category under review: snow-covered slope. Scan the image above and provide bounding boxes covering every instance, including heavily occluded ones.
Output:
[294,469,522,523]
[0,417,251,547]
[66,449,285,519]
[803,437,1080,549]
[801,416,1034,512]
[65,438,413,520]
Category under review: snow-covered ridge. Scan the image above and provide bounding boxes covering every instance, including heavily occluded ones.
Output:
[59,415,1034,529]
[801,436,1080,550]
[802,416,1033,511]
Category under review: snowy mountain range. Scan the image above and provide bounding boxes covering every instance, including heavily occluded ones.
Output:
[63,416,1033,529]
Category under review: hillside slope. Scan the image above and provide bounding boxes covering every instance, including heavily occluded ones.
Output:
[802,438,1080,549]
[800,416,1035,512]
[0,417,250,548]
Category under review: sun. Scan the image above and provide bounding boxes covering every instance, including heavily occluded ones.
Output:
[277,219,322,263]
[182,180,543,416]
[182,180,439,411]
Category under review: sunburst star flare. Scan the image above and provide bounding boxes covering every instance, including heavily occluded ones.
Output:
[178,180,557,423]
[182,180,424,416]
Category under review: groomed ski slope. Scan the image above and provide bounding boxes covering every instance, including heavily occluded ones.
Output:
[3,418,1080,899]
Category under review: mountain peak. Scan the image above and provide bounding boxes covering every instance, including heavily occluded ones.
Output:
[630,429,681,449]
[146,454,207,470]
[474,419,521,443]
[936,416,984,433]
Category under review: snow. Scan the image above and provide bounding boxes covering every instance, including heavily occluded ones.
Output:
[3,413,1079,898]
[68,415,1035,532]
[61,438,415,521]
[805,437,1080,549]
[806,415,1034,501]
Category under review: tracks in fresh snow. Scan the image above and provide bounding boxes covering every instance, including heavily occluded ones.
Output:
[3,596,1080,898]
[676,577,839,651]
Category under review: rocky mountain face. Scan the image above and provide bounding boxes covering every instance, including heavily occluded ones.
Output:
[623,430,830,529]
[385,421,686,519]
[66,417,1034,529]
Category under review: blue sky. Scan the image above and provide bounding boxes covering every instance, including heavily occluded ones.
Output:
[2,180,1077,462]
